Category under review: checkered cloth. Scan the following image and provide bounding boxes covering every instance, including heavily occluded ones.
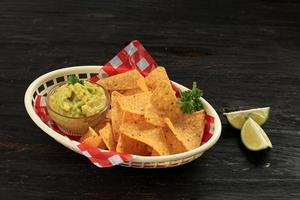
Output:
[35,40,214,168]
[90,40,157,83]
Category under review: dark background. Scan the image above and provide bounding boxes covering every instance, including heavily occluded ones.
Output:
[1,0,300,199]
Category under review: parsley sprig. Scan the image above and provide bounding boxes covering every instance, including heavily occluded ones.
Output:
[177,82,203,114]
[67,75,84,85]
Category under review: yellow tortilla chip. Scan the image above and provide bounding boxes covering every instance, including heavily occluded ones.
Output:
[121,111,141,124]
[120,121,170,156]
[118,77,148,96]
[163,127,186,154]
[145,67,170,91]
[111,91,123,143]
[105,109,112,120]
[97,69,143,91]
[116,133,150,156]
[99,122,116,151]
[151,149,160,156]
[144,80,180,127]
[80,127,106,149]
[120,88,143,96]
[150,80,177,111]
[117,92,151,115]
[164,110,205,151]
[137,77,149,92]
[122,112,154,129]
[144,103,165,127]
[93,119,108,132]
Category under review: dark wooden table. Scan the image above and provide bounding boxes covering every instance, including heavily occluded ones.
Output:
[1,0,299,199]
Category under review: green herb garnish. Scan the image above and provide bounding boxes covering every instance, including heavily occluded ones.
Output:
[177,82,203,114]
[67,75,84,85]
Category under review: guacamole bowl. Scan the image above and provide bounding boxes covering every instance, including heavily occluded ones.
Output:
[46,82,110,136]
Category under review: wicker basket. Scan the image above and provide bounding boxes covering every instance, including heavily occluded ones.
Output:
[24,66,222,168]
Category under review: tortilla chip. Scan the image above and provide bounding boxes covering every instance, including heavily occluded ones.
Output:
[150,80,177,111]
[151,149,160,156]
[164,110,205,151]
[117,92,151,115]
[105,109,112,120]
[80,127,106,149]
[116,133,150,156]
[163,127,186,154]
[145,67,170,91]
[144,80,180,127]
[97,69,143,91]
[98,139,107,149]
[111,91,123,142]
[120,88,143,96]
[93,119,108,132]
[99,122,116,151]
[137,77,149,92]
[118,77,148,96]
[121,111,141,124]
[144,103,166,127]
[120,121,170,156]
[122,112,154,129]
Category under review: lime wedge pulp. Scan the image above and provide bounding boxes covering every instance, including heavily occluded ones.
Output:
[241,117,272,151]
[224,107,270,129]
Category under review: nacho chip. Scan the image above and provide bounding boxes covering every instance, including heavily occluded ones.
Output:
[118,77,148,96]
[164,110,205,151]
[116,133,150,156]
[145,67,170,91]
[144,80,180,127]
[163,127,186,154]
[122,111,141,124]
[137,77,149,92]
[99,122,116,151]
[118,92,151,115]
[97,69,143,91]
[150,80,177,111]
[111,91,123,142]
[122,112,154,129]
[93,119,108,132]
[144,103,165,127]
[120,121,170,156]
[105,109,112,120]
[80,127,106,149]
[151,149,160,156]
[120,88,143,96]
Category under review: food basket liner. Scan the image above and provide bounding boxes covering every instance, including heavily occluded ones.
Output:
[34,40,214,168]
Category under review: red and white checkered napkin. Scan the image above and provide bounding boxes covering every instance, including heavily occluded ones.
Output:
[89,40,157,83]
[35,40,214,168]
[35,95,133,168]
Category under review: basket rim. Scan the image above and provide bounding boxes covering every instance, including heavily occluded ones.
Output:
[24,66,222,163]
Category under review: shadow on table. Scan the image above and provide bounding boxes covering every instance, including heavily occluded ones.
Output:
[238,138,272,167]
[222,122,272,167]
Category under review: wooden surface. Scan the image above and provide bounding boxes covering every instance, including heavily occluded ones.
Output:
[0,0,300,199]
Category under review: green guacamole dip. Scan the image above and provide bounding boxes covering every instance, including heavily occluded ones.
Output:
[49,81,107,117]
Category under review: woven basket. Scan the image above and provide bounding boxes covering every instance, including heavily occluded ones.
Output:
[24,66,222,168]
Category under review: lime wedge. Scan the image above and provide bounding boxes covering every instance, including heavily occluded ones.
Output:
[241,118,272,151]
[224,107,270,129]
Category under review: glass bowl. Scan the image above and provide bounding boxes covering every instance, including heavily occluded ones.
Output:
[46,81,110,136]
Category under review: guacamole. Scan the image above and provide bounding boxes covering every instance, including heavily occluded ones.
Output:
[49,81,107,117]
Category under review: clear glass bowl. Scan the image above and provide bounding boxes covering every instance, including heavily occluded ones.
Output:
[46,81,110,136]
